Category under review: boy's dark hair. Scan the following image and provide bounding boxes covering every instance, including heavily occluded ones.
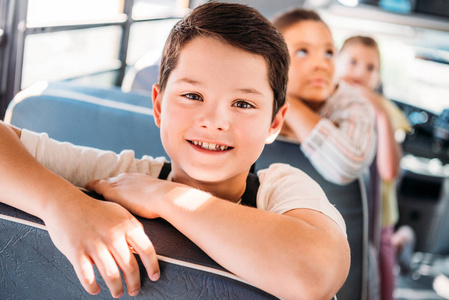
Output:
[159,1,290,120]
[341,36,379,55]
[272,8,327,34]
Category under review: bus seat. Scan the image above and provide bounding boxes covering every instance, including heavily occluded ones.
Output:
[0,200,277,299]
[397,167,449,254]
[122,63,159,94]
[4,81,166,159]
[255,139,370,300]
[121,52,160,94]
[42,80,153,104]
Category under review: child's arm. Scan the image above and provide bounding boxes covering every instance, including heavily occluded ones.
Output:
[14,127,166,188]
[359,87,402,181]
[285,89,376,185]
[282,95,322,143]
[0,121,160,298]
[86,172,350,300]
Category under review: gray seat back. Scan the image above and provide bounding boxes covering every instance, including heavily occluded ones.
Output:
[0,200,277,299]
[256,139,369,300]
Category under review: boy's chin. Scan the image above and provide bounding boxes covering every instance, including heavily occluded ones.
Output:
[188,171,229,183]
[184,167,241,184]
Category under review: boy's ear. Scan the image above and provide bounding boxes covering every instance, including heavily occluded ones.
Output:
[265,103,289,144]
[152,84,162,128]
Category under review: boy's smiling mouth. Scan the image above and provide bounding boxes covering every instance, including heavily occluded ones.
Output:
[188,140,233,151]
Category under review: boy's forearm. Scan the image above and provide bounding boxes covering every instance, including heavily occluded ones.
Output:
[157,194,349,299]
[4,122,22,138]
[0,122,75,218]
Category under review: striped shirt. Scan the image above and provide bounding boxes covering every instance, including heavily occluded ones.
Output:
[300,81,376,185]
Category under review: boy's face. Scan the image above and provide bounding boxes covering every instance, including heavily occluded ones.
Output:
[337,43,380,90]
[152,37,285,185]
[282,21,336,103]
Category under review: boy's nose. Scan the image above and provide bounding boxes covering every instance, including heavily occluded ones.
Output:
[198,105,230,131]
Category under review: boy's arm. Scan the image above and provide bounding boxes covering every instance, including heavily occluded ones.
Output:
[14,126,165,188]
[166,200,350,300]
[87,173,350,300]
[0,122,160,298]
[7,123,22,137]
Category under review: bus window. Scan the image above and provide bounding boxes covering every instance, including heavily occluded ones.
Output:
[132,0,189,19]
[321,6,449,116]
[127,19,179,67]
[22,26,122,88]
[26,0,124,27]
[0,0,186,119]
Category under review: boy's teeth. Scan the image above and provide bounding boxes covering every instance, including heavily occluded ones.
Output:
[192,141,228,151]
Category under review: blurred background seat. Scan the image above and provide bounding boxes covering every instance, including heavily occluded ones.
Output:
[256,139,373,300]
[4,81,166,159]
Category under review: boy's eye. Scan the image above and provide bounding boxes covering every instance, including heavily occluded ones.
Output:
[325,49,334,59]
[295,49,307,57]
[233,100,254,109]
[367,64,375,72]
[183,93,203,101]
[350,58,357,66]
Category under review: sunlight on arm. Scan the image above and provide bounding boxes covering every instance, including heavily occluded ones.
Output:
[172,188,212,211]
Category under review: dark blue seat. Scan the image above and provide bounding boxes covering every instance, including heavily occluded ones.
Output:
[0,200,276,299]
[256,139,370,300]
[4,81,166,158]
[122,62,160,94]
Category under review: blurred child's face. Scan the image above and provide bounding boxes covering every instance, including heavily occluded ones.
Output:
[282,20,336,103]
[337,43,380,90]
[152,37,285,185]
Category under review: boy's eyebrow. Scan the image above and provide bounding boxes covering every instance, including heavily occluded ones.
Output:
[174,78,205,87]
[235,87,264,96]
[175,78,265,96]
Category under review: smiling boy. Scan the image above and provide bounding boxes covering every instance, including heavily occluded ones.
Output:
[0,2,349,299]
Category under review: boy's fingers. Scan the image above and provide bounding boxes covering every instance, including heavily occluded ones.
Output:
[110,238,142,296]
[84,178,107,193]
[72,254,101,295]
[90,246,124,298]
[127,225,160,281]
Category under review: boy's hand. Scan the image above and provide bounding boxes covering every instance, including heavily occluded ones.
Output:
[85,173,187,220]
[43,194,160,298]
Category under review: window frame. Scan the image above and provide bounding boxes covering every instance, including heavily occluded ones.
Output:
[0,0,187,120]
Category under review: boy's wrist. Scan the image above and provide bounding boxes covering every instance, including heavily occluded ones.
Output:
[39,185,91,223]
[157,185,213,219]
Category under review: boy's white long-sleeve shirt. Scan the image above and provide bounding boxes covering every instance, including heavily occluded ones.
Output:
[300,82,376,185]
[20,129,346,234]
